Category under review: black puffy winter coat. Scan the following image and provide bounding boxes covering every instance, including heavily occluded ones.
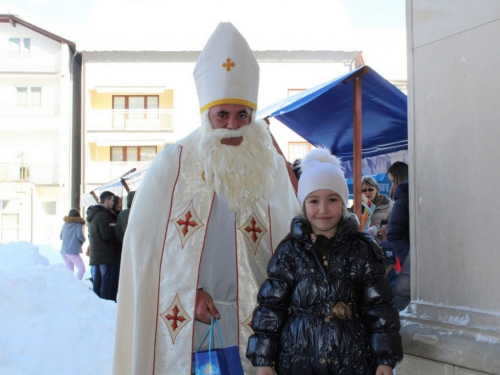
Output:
[246,213,403,374]
[386,181,410,264]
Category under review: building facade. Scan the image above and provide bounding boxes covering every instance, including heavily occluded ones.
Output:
[0,15,80,243]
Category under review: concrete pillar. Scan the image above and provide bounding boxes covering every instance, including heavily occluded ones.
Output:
[403,1,500,373]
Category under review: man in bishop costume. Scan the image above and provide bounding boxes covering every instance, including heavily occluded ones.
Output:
[112,22,300,374]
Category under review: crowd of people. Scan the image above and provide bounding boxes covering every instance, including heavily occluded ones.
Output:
[60,190,135,302]
[59,22,410,375]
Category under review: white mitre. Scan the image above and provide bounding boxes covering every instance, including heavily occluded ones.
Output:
[193,22,259,113]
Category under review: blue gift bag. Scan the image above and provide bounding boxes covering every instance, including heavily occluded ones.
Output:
[193,317,244,375]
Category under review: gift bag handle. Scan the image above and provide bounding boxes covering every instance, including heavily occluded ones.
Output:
[195,316,225,353]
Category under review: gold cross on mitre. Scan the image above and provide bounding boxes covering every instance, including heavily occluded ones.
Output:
[222,57,235,71]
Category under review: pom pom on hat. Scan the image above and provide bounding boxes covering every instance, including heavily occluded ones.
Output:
[297,148,349,207]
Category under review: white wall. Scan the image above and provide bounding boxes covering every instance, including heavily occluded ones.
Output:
[400,1,500,373]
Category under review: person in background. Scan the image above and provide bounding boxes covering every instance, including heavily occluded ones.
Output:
[86,191,116,301]
[113,23,299,375]
[361,176,393,240]
[385,161,409,264]
[115,191,135,243]
[386,161,410,310]
[60,208,86,280]
[247,148,403,375]
[113,191,135,299]
[387,161,408,199]
[108,195,122,301]
[291,158,302,180]
[110,195,121,223]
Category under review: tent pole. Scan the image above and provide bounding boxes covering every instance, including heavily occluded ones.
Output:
[353,75,363,225]
[341,66,369,226]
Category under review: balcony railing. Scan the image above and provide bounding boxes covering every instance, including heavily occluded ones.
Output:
[0,104,61,117]
[86,161,150,185]
[0,164,59,185]
[0,51,61,73]
[87,109,173,131]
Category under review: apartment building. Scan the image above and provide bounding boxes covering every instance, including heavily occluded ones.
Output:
[0,15,80,243]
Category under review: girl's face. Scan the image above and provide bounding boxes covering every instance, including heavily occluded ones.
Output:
[362,183,378,201]
[304,189,344,238]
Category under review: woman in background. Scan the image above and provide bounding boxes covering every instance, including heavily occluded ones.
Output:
[361,176,393,239]
[386,161,410,310]
[60,208,86,280]
[387,161,408,199]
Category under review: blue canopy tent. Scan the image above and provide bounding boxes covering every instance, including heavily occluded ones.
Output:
[257,66,407,211]
[257,66,408,179]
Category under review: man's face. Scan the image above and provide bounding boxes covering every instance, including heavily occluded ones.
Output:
[103,197,114,210]
[208,104,252,146]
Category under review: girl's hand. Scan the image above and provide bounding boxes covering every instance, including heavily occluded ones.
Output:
[376,364,393,375]
[255,366,275,375]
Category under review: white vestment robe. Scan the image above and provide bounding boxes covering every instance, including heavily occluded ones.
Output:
[112,127,300,375]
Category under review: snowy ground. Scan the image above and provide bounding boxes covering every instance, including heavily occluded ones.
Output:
[0,241,116,375]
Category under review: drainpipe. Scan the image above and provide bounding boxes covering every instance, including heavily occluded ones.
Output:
[70,51,82,210]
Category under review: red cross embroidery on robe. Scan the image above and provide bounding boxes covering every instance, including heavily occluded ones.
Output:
[166,305,185,331]
[245,217,262,242]
[171,201,204,248]
[239,213,267,255]
[160,293,192,344]
[177,211,196,235]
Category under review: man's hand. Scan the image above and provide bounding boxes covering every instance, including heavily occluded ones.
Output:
[255,366,274,375]
[376,365,393,375]
[194,289,220,324]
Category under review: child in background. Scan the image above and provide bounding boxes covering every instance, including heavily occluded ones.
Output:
[247,148,403,375]
[60,208,86,280]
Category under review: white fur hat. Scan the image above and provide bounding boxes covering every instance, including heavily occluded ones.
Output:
[297,148,349,207]
[193,22,259,114]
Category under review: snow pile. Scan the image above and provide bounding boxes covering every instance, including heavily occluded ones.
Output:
[0,241,49,269]
[0,242,116,375]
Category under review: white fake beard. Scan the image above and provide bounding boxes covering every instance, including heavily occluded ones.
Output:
[198,111,277,213]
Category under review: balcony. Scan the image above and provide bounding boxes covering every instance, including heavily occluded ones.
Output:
[0,104,60,117]
[86,161,150,185]
[87,109,173,131]
[0,164,59,185]
[0,51,61,73]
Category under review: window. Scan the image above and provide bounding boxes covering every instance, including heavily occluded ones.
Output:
[288,142,312,163]
[1,213,19,242]
[17,87,27,106]
[110,146,156,162]
[8,38,30,54]
[16,87,41,107]
[41,202,57,215]
[31,87,42,106]
[112,95,159,128]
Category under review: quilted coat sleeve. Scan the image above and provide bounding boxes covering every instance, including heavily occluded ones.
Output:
[246,240,295,367]
[360,237,404,368]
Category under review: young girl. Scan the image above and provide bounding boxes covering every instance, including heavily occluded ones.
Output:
[246,149,403,375]
[60,208,86,280]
